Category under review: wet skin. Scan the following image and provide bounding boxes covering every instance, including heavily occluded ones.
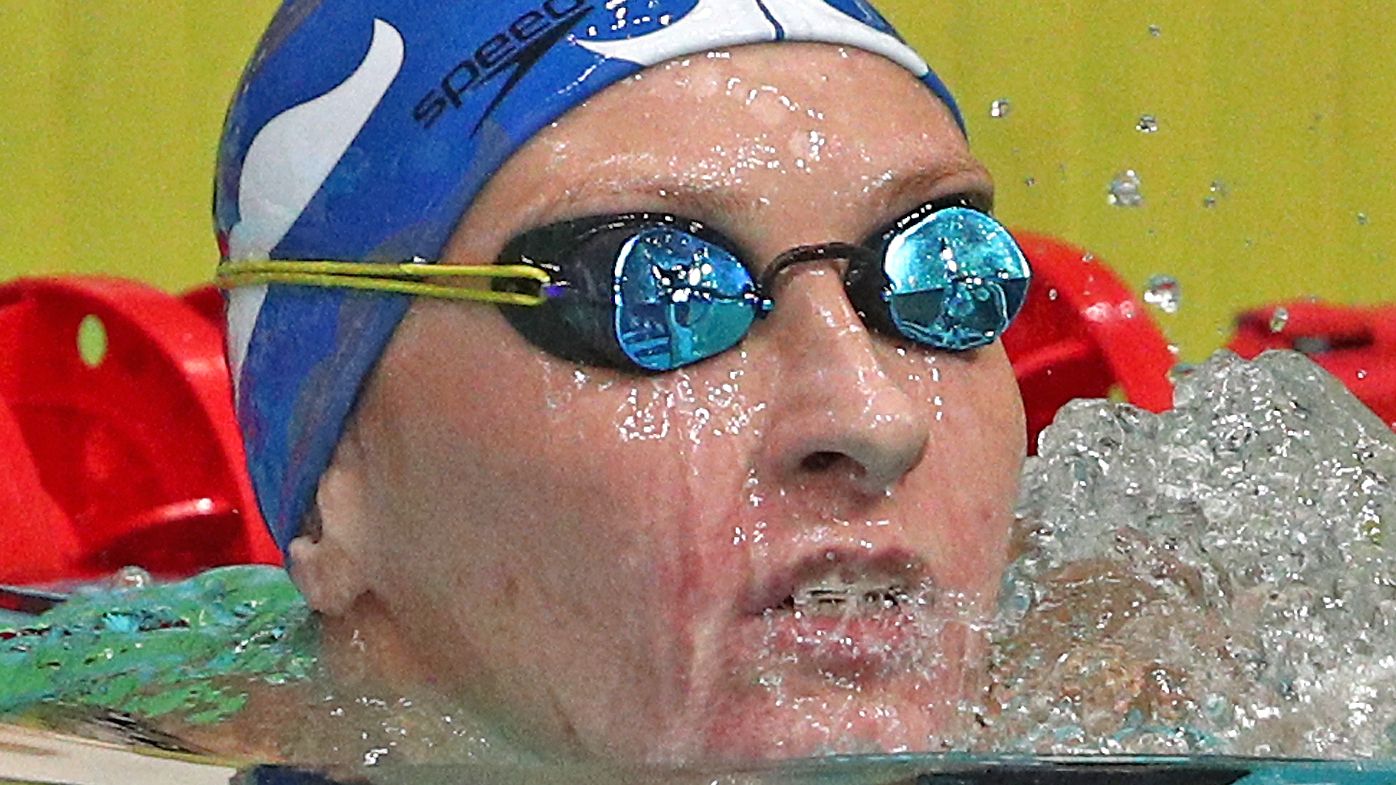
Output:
[290,43,1026,764]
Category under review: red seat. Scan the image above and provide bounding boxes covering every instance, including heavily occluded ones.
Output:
[0,277,280,584]
[181,283,227,328]
[1004,232,1176,452]
[1230,301,1396,430]
[0,389,78,585]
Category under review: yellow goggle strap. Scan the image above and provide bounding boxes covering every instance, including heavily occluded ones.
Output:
[214,260,552,307]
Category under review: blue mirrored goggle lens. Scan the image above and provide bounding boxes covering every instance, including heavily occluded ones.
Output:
[613,228,761,371]
[882,207,1031,351]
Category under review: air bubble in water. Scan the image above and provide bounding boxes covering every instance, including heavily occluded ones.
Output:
[1136,115,1159,134]
[1108,169,1144,207]
[1270,307,1290,333]
[1143,275,1181,314]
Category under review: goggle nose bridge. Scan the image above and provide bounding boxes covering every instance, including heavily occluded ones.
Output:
[759,241,880,294]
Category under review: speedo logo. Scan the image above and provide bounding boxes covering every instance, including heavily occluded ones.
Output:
[413,0,593,130]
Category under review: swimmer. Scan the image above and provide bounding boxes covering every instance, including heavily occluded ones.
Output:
[215,0,1028,764]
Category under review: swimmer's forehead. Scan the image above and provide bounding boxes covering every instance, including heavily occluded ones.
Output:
[459,44,990,243]
[528,156,993,229]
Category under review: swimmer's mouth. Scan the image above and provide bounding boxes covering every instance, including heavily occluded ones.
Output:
[777,580,912,615]
[751,549,931,617]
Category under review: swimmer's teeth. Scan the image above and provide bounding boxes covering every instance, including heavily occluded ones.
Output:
[788,579,906,615]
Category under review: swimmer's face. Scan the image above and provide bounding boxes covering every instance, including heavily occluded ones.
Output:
[296,43,1025,763]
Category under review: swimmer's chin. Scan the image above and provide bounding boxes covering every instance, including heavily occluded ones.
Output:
[692,688,962,764]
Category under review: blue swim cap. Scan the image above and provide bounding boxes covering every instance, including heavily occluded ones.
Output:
[216,0,968,554]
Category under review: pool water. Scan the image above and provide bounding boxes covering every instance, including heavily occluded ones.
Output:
[3,350,1395,771]
[982,350,1396,758]
[0,565,311,725]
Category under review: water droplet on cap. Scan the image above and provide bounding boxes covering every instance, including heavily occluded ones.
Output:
[1143,274,1182,314]
[1108,170,1144,208]
[1269,307,1290,333]
[990,98,1012,118]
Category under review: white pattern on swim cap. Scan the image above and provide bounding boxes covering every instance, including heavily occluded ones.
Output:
[761,0,929,75]
[579,0,774,64]
[577,0,928,77]
[225,18,405,399]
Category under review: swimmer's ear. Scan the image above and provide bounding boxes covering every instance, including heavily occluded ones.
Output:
[287,459,373,617]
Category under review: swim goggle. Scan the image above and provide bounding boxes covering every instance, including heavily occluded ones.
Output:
[216,195,1031,373]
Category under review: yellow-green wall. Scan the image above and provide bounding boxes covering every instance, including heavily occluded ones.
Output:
[3,2,1392,360]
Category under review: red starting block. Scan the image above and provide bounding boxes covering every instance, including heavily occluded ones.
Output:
[1230,301,1396,430]
[1003,232,1176,452]
[0,277,280,585]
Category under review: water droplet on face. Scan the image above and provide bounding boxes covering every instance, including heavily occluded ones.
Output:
[1108,169,1144,207]
[989,98,1012,118]
[1269,307,1290,333]
[1136,115,1159,134]
[1143,275,1182,314]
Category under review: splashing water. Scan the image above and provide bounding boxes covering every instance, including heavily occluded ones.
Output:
[981,350,1396,758]
[1108,170,1144,208]
[1144,275,1182,315]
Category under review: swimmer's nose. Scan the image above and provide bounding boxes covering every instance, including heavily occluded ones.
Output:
[760,268,930,497]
